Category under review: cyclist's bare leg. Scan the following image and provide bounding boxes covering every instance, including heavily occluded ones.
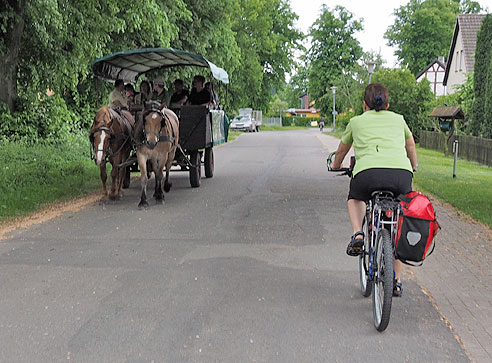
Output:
[347,199,366,235]
[394,259,402,282]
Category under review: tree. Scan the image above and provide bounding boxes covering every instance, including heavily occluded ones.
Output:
[280,62,309,109]
[268,96,288,117]
[0,0,178,112]
[372,68,435,140]
[229,0,302,112]
[307,5,363,117]
[332,51,386,115]
[0,0,302,130]
[385,0,482,76]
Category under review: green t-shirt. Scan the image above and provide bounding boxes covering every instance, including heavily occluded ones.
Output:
[341,110,413,176]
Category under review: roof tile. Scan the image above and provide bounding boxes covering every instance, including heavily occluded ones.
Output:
[457,14,486,72]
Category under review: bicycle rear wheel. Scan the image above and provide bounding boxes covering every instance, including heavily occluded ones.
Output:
[359,215,372,297]
[372,228,394,332]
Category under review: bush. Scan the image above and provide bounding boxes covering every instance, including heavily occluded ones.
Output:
[281,116,319,127]
[335,110,356,132]
[373,68,434,141]
[0,94,95,143]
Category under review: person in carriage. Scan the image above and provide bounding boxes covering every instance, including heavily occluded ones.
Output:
[169,79,189,109]
[124,83,135,106]
[205,81,219,108]
[151,77,169,108]
[188,75,211,106]
[134,80,152,105]
[108,79,128,108]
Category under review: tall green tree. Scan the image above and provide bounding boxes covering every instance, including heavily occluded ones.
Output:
[332,51,385,115]
[0,0,178,112]
[307,5,363,116]
[385,0,482,76]
[280,62,309,109]
[229,0,302,112]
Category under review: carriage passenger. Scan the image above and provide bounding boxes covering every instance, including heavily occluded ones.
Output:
[169,79,189,109]
[205,82,219,108]
[135,80,152,105]
[108,79,128,108]
[188,75,211,106]
[125,83,135,106]
[151,77,169,108]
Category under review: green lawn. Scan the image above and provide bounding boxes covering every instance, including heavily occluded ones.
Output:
[0,135,101,222]
[227,131,242,141]
[324,129,344,139]
[413,147,492,228]
[260,125,312,131]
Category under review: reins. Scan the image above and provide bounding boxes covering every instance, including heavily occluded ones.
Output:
[90,108,133,162]
[142,110,177,147]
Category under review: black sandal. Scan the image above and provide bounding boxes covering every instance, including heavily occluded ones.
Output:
[346,231,365,256]
[393,280,403,297]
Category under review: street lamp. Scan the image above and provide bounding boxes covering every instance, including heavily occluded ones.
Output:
[330,86,337,130]
[367,61,375,84]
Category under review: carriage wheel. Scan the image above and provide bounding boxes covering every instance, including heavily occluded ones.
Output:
[204,147,214,178]
[189,151,201,188]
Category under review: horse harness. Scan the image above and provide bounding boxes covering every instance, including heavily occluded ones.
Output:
[142,109,177,147]
[90,107,133,161]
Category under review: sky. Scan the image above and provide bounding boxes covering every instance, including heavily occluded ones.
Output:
[289,0,492,67]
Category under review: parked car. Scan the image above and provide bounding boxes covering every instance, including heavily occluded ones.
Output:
[230,114,256,132]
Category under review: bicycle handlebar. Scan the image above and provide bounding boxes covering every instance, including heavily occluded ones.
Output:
[326,151,354,176]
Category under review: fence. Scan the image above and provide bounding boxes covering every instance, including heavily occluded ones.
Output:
[420,131,492,166]
[263,117,282,127]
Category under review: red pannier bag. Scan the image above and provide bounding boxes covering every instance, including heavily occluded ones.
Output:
[396,192,440,265]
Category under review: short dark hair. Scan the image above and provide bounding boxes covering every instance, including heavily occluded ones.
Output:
[174,79,184,86]
[193,75,205,84]
[115,79,124,88]
[364,83,389,111]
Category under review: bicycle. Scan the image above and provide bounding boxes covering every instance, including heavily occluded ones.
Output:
[326,152,402,332]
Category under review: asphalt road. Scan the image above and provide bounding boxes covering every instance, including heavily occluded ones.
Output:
[0,129,468,362]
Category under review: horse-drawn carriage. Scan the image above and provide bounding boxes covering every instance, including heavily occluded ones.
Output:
[89,48,229,206]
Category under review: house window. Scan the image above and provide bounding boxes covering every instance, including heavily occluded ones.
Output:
[455,52,459,72]
[460,50,463,71]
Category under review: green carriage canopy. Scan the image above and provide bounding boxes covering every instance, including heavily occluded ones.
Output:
[91,48,229,84]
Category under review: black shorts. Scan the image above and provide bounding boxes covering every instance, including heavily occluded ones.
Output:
[348,168,413,201]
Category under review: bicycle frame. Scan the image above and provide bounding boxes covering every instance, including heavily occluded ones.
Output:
[365,193,401,281]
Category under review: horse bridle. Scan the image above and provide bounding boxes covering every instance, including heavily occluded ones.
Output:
[143,110,176,146]
[90,115,130,162]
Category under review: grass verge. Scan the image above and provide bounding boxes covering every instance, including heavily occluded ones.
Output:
[324,129,344,139]
[0,134,101,222]
[261,125,313,131]
[413,147,492,228]
[227,131,242,141]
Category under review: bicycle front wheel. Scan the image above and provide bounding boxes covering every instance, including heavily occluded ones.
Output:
[372,228,394,332]
[359,215,372,297]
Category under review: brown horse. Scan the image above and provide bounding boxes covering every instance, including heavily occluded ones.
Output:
[136,106,179,208]
[89,106,134,200]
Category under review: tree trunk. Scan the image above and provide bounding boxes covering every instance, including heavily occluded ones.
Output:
[0,0,26,112]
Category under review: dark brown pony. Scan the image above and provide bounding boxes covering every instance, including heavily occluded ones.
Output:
[136,106,179,208]
[89,106,134,200]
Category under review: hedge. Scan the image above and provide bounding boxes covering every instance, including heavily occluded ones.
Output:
[281,116,320,127]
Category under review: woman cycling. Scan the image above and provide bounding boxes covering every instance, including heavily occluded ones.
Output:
[329,83,418,296]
